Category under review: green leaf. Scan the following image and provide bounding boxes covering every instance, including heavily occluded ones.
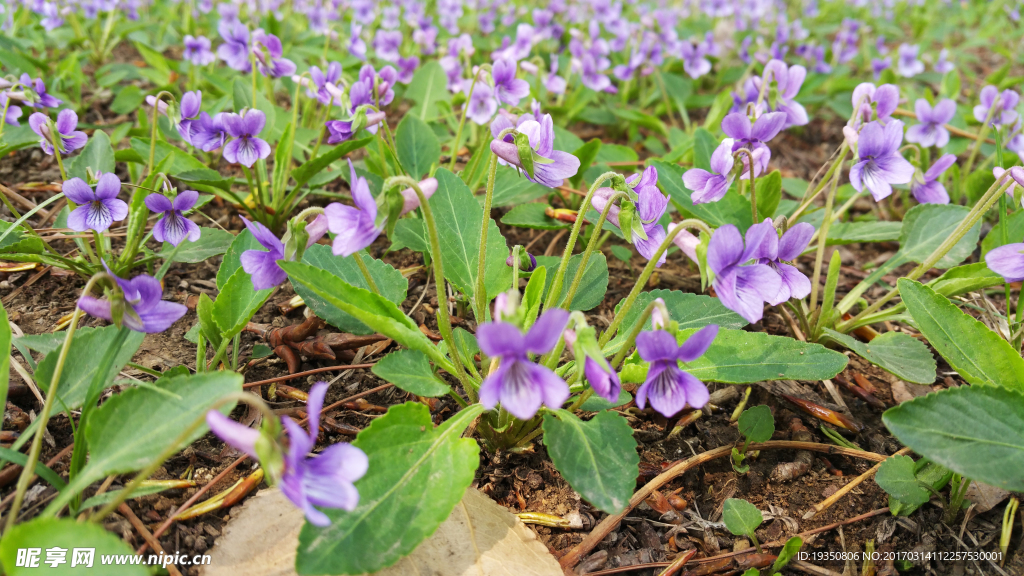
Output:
[196,293,221,348]
[395,115,441,178]
[772,537,803,574]
[941,69,961,99]
[430,168,511,302]
[722,498,763,537]
[291,137,374,191]
[0,303,9,412]
[821,329,936,384]
[84,371,242,478]
[280,261,439,362]
[899,204,980,268]
[0,518,147,576]
[0,446,65,490]
[541,410,639,514]
[898,279,1024,391]
[703,90,734,132]
[389,219,429,253]
[569,139,602,189]
[981,209,1024,256]
[883,263,1004,316]
[890,462,953,516]
[521,266,547,330]
[0,220,44,255]
[826,221,902,244]
[212,269,273,340]
[501,203,569,230]
[231,78,277,141]
[406,61,452,121]
[35,326,145,410]
[371,349,450,397]
[217,228,262,289]
[692,128,716,171]
[608,289,746,355]
[110,85,145,115]
[875,455,931,506]
[535,253,608,311]
[622,328,848,384]
[652,160,752,231]
[738,405,775,443]
[754,170,782,219]
[293,244,408,335]
[66,130,115,181]
[489,168,551,206]
[578,388,632,411]
[158,227,234,263]
[296,403,483,575]
[883,386,1024,491]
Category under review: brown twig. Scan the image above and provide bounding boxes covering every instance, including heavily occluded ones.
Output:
[242,363,376,388]
[0,443,74,512]
[544,228,569,256]
[802,447,912,520]
[892,109,994,143]
[559,441,887,571]
[118,502,183,576]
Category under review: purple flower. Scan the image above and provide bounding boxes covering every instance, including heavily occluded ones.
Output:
[974,86,1020,127]
[222,110,270,168]
[396,56,419,84]
[62,173,128,233]
[206,382,368,526]
[987,238,1024,283]
[911,154,956,205]
[680,40,711,79]
[721,111,786,176]
[667,223,700,265]
[39,2,63,31]
[490,113,580,188]
[993,167,1024,206]
[0,92,22,126]
[309,62,343,105]
[146,190,201,246]
[491,58,530,107]
[591,166,669,266]
[29,109,86,155]
[325,111,385,144]
[850,120,914,201]
[543,56,566,94]
[466,83,498,125]
[19,74,61,108]
[683,138,737,204]
[190,112,227,151]
[217,20,251,72]
[906,98,955,148]
[373,29,402,62]
[871,58,891,79]
[851,83,899,123]
[896,44,924,78]
[176,91,203,145]
[580,54,615,93]
[761,59,809,128]
[746,219,815,305]
[240,217,286,290]
[252,30,296,78]
[934,49,954,74]
[707,224,782,324]
[183,35,216,66]
[564,328,621,404]
[635,325,717,418]
[477,309,571,420]
[357,64,397,108]
[78,262,187,333]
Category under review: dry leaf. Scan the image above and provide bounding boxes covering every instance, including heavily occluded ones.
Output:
[889,379,931,404]
[202,487,562,576]
[964,482,1010,513]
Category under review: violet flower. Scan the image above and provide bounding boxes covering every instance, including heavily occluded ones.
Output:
[987,238,1024,283]
[851,83,899,124]
[63,173,128,233]
[492,58,530,106]
[205,381,368,526]
[667,223,700,265]
[490,113,581,188]
[217,20,251,72]
[896,44,924,78]
[993,167,1024,206]
[721,111,786,176]
[355,64,397,108]
[252,30,296,78]
[871,58,891,79]
[78,262,187,333]
[1,92,21,126]
[761,59,809,128]
[19,74,61,108]
[373,29,403,62]
[222,110,270,168]
[850,120,914,201]
[176,91,202,145]
[683,139,737,204]
[309,62,342,105]
[563,328,621,404]
[680,40,711,79]
[543,56,567,94]
[707,224,782,324]
[910,154,956,205]
[191,112,227,151]
[934,49,954,74]
[396,56,419,84]
[580,54,615,94]
[745,219,815,305]
[635,325,717,418]
[325,110,386,144]
[591,166,670,266]
[146,189,201,246]
[466,83,498,125]
[184,35,216,66]
[906,98,955,148]
[974,86,1020,127]
[39,2,63,31]
[477,309,571,420]
[29,109,86,155]
[240,216,326,291]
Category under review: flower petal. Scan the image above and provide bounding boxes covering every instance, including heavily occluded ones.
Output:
[524,308,570,354]
[677,324,718,363]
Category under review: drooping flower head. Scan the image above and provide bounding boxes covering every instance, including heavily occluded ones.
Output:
[1,92,22,126]
[222,110,271,168]
[146,190,201,246]
[308,62,343,105]
[29,109,86,155]
[478,309,571,420]
[707,224,782,324]
[176,91,203,145]
[683,138,739,204]
[564,326,621,404]
[206,382,368,526]
[19,74,61,108]
[849,120,914,201]
[252,30,296,78]
[906,98,956,148]
[591,166,669,266]
[489,113,580,188]
[78,262,188,334]
[240,215,327,291]
[635,324,717,418]
[987,238,1024,283]
[911,154,956,205]
[62,173,129,233]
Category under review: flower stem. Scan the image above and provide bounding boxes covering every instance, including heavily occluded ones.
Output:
[962,98,998,186]
[448,68,484,170]
[733,148,758,223]
[352,250,381,295]
[558,190,629,309]
[474,152,499,323]
[789,143,848,223]
[808,150,844,315]
[598,219,712,349]
[146,92,173,178]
